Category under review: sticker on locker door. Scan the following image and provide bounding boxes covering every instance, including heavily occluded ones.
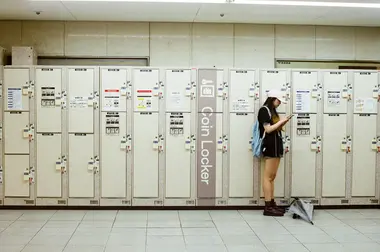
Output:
[232,99,250,112]
[7,88,22,110]
[70,96,88,108]
[103,89,120,110]
[354,98,376,113]
[294,90,311,113]
[327,91,341,106]
[137,90,152,110]
[41,87,56,107]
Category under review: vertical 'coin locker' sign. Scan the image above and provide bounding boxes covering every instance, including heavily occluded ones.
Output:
[197,69,217,206]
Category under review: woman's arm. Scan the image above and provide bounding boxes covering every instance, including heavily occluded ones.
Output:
[263,118,288,134]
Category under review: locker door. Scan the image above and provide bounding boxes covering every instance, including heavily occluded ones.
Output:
[4,112,29,154]
[101,68,127,112]
[36,68,62,133]
[261,159,285,198]
[353,72,378,114]
[229,70,255,113]
[322,114,347,197]
[4,155,30,197]
[165,69,192,113]
[133,113,159,198]
[229,113,254,198]
[291,114,317,197]
[133,69,159,112]
[292,71,318,114]
[165,113,191,198]
[352,114,377,197]
[197,69,224,113]
[215,113,223,198]
[68,134,94,198]
[260,70,288,114]
[68,68,94,133]
[323,71,348,114]
[4,68,30,111]
[36,134,62,198]
[101,112,127,198]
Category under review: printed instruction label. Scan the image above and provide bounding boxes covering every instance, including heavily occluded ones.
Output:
[136,90,152,110]
[70,96,88,108]
[7,88,22,110]
[327,91,341,106]
[103,89,120,110]
[232,98,250,112]
[170,91,182,107]
[355,98,376,113]
[295,90,311,113]
[41,87,56,107]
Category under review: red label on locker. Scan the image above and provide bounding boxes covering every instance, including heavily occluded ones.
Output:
[104,89,120,92]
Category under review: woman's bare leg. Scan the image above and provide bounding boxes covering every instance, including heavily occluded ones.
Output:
[263,157,283,216]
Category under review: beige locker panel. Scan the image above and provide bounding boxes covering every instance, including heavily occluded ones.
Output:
[4,155,30,197]
[352,114,377,197]
[165,69,192,113]
[68,134,94,198]
[260,70,288,114]
[133,112,159,198]
[322,114,347,197]
[165,113,191,198]
[229,113,254,198]
[68,68,94,133]
[36,134,62,198]
[100,68,127,112]
[260,158,285,198]
[229,70,255,113]
[4,112,29,154]
[323,71,348,114]
[215,113,223,198]
[101,112,127,198]
[292,71,318,114]
[291,114,317,197]
[4,68,30,111]
[353,72,378,114]
[36,68,62,133]
[133,69,160,112]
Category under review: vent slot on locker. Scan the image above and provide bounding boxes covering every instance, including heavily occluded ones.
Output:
[41,87,56,107]
[105,112,120,135]
[169,113,184,136]
[296,114,311,136]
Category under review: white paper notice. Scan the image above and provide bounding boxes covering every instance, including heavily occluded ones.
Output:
[70,96,88,108]
[355,98,376,113]
[170,91,181,106]
[295,90,311,113]
[103,89,120,110]
[232,99,250,112]
[327,91,341,107]
[7,88,22,110]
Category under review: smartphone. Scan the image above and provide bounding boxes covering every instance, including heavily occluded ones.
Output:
[287,114,295,119]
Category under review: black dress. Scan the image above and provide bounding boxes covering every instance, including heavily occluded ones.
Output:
[257,106,284,158]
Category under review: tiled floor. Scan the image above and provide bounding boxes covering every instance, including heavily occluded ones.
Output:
[0,209,380,252]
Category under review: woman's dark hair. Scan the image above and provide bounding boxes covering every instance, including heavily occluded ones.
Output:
[263,97,279,118]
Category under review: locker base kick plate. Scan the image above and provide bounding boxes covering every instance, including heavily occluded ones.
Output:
[68,198,99,206]
[133,199,163,207]
[350,198,379,205]
[321,198,350,206]
[36,198,67,206]
[4,198,35,206]
[100,199,132,206]
[227,199,259,206]
[164,199,196,207]
[259,198,289,206]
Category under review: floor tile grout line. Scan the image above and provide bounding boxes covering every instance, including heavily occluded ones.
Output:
[103,212,118,252]
[61,210,86,252]
[206,210,228,251]
[238,210,270,252]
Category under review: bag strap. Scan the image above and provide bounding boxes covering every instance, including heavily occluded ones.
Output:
[261,106,271,140]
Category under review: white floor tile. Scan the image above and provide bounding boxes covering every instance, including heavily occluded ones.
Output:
[221,234,262,246]
[146,235,185,245]
[354,225,380,234]
[0,234,34,245]
[146,227,182,235]
[217,226,254,235]
[147,211,179,221]
[178,211,211,221]
[105,245,145,252]
[28,234,71,245]
[330,233,373,243]
[78,221,114,228]
[181,220,215,228]
[116,211,147,221]
[63,245,105,252]
[0,211,24,221]
[0,221,14,228]
[258,234,300,244]
[146,244,187,252]
[82,211,117,221]
[182,227,219,236]
[0,244,25,252]
[226,244,269,252]
[293,233,336,244]
[284,225,325,235]
[186,245,228,252]
[266,243,309,252]
[251,226,290,236]
[147,220,180,228]
[304,243,345,252]
[106,233,146,246]
[8,221,46,229]
[67,234,109,246]
[113,220,147,228]
[21,244,65,252]
[341,242,380,252]
[17,211,56,221]
[43,221,80,228]
[184,235,224,245]
[50,211,86,221]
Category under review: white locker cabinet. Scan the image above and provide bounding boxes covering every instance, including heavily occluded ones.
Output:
[36,134,62,198]
[101,112,127,198]
[260,159,285,198]
[322,114,347,197]
[100,68,128,112]
[352,114,377,197]
[35,68,62,133]
[292,71,318,114]
[229,70,255,113]
[133,112,159,198]
[165,113,191,198]
[353,72,378,114]
[4,155,30,197]
[197,69,224,113]
[68,134,94,198]
[165,69,192,113]
[4,112,30,154]
[3,68,30,112]
[228,113,254,198]
[260,70,288,114]
[323,71,349,114]
[291,114,317,197]
[132,69,160,112]
[68,68,95,133]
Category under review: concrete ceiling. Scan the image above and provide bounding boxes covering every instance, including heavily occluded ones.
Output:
[1,0,380,26]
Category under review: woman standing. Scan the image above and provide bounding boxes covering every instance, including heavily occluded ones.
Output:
[258,90,291,217]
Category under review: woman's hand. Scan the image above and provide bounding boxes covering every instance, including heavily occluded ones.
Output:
[280,117,290,125]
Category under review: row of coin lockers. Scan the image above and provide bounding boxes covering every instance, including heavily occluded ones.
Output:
[0,66,379,207]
